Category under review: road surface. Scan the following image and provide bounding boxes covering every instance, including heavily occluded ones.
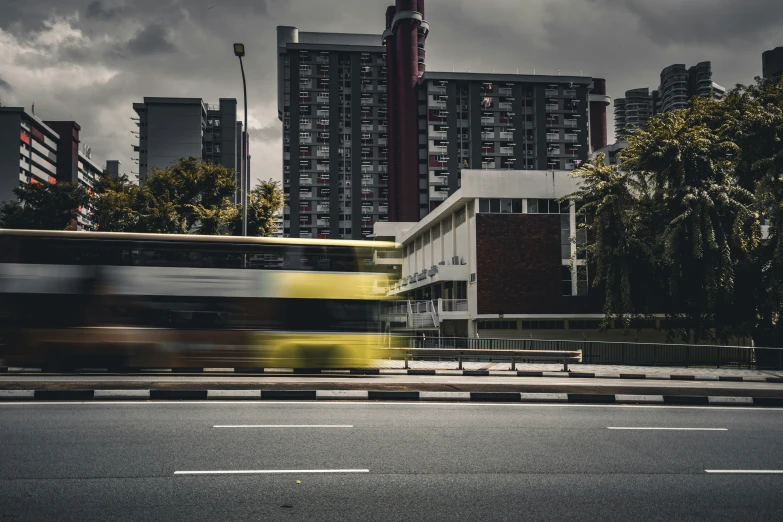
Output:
[1,401,782,520]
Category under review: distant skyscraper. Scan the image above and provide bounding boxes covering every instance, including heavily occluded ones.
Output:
[613,88,654,138]
[614,62,724,139]
[763,47,783,80]
[132,97,244,200]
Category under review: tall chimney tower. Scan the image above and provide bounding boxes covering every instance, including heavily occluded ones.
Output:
[384,0,429,222]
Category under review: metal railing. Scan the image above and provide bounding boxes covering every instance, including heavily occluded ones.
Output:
[439,299,468,312]
[392,336,783,369]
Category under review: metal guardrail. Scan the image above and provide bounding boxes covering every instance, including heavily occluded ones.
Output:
[394,347,581,371]
[394,336,783,370]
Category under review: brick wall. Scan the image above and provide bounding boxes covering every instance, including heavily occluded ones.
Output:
[476,213,601,315]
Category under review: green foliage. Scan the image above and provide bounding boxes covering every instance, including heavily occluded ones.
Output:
[231,179,284,237]
[0,181,89,231]
[91,158,284,237]
[569,76,783,346]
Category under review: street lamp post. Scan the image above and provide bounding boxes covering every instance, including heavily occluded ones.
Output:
[234,43,248,236]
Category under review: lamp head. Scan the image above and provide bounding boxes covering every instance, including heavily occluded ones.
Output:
[233,43,245,57]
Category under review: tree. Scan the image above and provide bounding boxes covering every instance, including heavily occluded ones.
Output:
[0,181,89,231]
[231,179,285,237]
[566,153,657,331]
[569,77,782,346]
[91,157,239,235]
[91,174,143,232]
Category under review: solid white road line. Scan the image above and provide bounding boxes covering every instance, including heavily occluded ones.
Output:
[608,427,727,431]
[705,470,783,474]
[175,469,369,475]
[213,425,353,428]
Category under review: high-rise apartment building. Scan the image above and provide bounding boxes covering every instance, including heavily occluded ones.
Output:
[278,0,609,238]
[614,62,724,137]
[0,109,115,230]
[763,47,783,80]
[133,97,244,199]
[277,28,389,240]
[613,88,654,138]
[0,107,59,204]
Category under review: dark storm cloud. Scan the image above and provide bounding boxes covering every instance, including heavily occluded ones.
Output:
[125,24,176,56]
[0,78,11,91]
[85,0,124,20]
[2,0,779,186]
[595,0,783,45]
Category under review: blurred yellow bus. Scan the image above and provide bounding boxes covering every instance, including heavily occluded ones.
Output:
[0,230,396,370]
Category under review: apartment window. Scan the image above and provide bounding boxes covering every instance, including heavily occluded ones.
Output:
[478,199,523,214]
[423,231,430,246]
[569,320,601,330]
[443,218,452,233]
[577,265,588,296]
[521,320,565,330]
[526,199,568,214]
[479,321,517,330]
[562,265,573,296]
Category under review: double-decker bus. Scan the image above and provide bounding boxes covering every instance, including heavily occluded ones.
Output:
[0,229,395,370]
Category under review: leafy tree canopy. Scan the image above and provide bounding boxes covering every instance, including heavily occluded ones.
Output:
[0,181,89,231]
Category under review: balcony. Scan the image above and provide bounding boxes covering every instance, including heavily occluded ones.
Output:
[498,88,512,96]
[316,204,330,212]
[564,119,578,127]
[429,85,447,94]
[480,117,494,125]
[546,133,560,141]
[499,131,514,140]
[360,98,374,106]
[481,132,494,139]
[316,219,330,227]
[299,178,313,186]
[500,147,514,155]
[299,192,313,199]
[498,102,512,110]
[563,89,576,97]
[545,89,559,96]
[564,134,578,142]
[373,249,403,265]
[546,104,559,112]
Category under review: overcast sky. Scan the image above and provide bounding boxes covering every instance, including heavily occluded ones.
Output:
[0,0,780,185]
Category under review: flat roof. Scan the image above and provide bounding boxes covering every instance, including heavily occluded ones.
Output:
[298,31,382,47]
[394,170,583,245]
[0,107,60,140]
[425,71,594,85]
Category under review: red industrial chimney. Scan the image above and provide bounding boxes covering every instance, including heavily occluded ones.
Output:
[385,0,428,222]
[589,78,610,152]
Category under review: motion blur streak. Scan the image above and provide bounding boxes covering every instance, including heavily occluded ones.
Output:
[0,229,397,370]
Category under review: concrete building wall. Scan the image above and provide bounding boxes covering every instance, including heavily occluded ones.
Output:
[144,102,203,177]
[0,111,23,204]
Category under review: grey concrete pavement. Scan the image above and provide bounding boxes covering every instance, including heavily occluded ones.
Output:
[1,402,783,520]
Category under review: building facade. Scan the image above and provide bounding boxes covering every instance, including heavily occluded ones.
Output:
[613,88,654,138]
[375,169,605,339]
[277,28,389,240]
[133,97,243,198]
[0,107,59,204]
[763,47,783,80]
[278,0,609,238]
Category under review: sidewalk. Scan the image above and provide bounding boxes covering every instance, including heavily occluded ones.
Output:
[373,359,783,381]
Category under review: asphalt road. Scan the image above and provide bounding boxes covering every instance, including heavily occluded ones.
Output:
[2,372,783,397]
[1,401,782,521]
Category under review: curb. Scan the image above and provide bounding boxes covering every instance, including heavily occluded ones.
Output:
[3,366,780,382]
[1,389,783,406]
